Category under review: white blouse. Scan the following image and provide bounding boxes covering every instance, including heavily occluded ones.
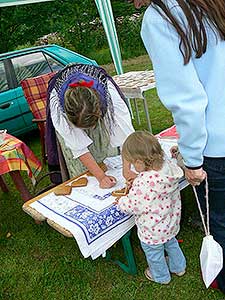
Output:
[50,80,134,159]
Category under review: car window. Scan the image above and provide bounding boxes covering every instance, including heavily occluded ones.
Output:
[11,52,52,84]
[0,61,9,92]
[45,54,64,72]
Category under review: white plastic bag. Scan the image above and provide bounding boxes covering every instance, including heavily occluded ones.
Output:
[200,235,223,288]
[193,180,223,288]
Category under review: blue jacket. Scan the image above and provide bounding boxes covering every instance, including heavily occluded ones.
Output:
[141,1,225,168]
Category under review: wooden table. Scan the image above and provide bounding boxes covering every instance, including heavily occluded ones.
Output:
[0,133,42,201]
[22,129,189,275]
[23,167,137,274]
[113,70,155,132]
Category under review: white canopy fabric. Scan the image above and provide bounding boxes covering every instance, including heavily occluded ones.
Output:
[0,0,124,75]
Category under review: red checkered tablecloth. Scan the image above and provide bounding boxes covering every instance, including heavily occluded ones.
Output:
[0,133,42,182]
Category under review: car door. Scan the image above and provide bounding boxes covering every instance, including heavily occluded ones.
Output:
[11,51,65,130]
[0,60,26,134]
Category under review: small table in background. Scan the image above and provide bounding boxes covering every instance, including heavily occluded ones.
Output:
[113,70,155,132]
[0,133,42,201]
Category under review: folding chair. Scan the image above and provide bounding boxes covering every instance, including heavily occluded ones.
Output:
[21,72,68,194]
[21,72,56,164]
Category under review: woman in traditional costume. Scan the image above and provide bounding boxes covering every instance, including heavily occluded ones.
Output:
[46,63,135,188]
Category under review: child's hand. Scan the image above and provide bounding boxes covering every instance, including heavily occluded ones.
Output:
[113,197,120,205]
[123,169,137,182]
[126,178,134,190]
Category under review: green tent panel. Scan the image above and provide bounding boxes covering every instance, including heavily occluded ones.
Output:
[95,0,123,75]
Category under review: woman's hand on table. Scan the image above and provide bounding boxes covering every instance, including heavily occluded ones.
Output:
[99,175,117,189]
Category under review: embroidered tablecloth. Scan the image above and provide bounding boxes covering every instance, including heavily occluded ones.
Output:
[22,125,188,260]
[28,136,188,260]
[29,168,135,259]
[0,133,42,182]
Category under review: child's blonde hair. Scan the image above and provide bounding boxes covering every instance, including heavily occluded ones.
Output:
[122,131,164,170]
[64,86,101,129]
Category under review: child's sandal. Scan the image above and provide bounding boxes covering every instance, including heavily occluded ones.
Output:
[144,268,170,285]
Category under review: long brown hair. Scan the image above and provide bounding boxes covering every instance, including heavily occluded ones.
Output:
[151,0,225,64]
[64,86,101,129]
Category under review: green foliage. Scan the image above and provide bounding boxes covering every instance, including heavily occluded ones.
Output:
[15,42,34,51]
[0,2,55,53]
[0,0,146,64]
[0,0,94,53]
[90,48,112,66]
[54,0,98,53]
[117,15,146,60]
[111,0,145,16]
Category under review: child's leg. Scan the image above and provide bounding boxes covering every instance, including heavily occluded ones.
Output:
[141,242,171,284]
[164,237,186,274]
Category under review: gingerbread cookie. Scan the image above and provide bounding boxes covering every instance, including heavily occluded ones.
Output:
[112,187,128,197]
[54,185,72,196]
[71,177,88,187]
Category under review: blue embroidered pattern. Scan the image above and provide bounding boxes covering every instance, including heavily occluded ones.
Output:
[65,205,130,243]
[93,193,112,200]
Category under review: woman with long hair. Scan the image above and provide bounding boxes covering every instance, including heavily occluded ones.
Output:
[47,64,135,189]
[130,0,225,294]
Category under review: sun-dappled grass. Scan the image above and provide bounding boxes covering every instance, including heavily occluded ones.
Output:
[0,55,223,300]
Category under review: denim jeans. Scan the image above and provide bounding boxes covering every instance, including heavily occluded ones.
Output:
[141,237,186,284]
[196,157,225,293]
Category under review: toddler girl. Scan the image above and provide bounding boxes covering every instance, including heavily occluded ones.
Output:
[117,131,186,284]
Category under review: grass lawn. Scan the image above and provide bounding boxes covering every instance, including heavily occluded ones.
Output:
[0,55,223,300]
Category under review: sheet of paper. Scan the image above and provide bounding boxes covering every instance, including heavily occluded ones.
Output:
[65,169,126,210]
[103,155,122,169]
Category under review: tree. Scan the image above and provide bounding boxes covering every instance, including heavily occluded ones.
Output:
[0,0,144,60]
[0,0,98,53]
[0,2,56,53]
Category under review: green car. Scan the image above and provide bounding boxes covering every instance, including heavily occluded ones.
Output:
[0,44,96,136]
